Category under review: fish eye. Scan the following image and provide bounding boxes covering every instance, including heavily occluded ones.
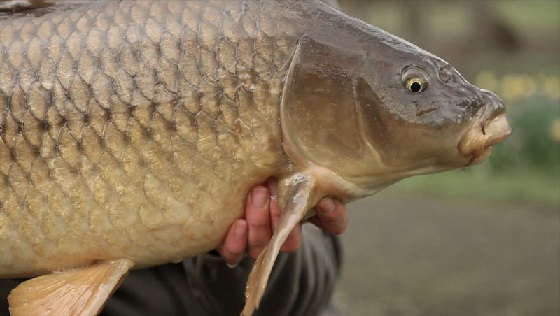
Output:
[406,77,426,93]
[402,66,429,94]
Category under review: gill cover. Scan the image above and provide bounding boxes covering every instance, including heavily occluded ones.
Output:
[280,36,382,178]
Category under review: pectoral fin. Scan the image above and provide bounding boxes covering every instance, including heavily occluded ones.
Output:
[241,173,316,316]
[8,259,134,316]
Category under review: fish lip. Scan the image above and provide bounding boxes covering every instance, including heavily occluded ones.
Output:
[482,114,512,146]
[459,114,512,166]
[481,105,506,135]
[484,123,511,148]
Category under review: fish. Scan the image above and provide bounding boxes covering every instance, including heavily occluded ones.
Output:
[0,0,511,315]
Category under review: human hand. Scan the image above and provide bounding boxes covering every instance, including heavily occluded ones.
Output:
[217,180,348,266]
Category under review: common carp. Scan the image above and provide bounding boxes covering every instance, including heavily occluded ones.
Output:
[0,0,511,315]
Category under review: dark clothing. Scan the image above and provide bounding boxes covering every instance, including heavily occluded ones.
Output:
[1,225,342,316]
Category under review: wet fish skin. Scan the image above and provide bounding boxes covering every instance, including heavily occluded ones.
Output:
[0,0,300,276]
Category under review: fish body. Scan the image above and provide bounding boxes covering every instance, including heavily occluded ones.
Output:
[0,0,299,276]
[0,1,511,315]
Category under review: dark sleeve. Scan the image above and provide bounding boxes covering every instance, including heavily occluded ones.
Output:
[102,225,343,316]
[0,279,21,316]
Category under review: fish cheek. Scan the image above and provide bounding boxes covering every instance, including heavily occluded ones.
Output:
[356,78,464,169]
[281,36,370,174]
[355,77,402,165]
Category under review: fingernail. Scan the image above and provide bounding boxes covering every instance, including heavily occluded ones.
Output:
[319,197,335,213]
[252,187,268,208]
[227,262,239,269]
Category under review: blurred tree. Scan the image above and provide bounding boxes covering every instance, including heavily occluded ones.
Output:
[469,1,522,52]
[338,0,523,72]
[339,0,521,51]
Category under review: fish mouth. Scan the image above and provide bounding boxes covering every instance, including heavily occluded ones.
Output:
[458,114,512,166]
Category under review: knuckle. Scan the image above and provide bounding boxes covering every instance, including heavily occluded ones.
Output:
[281,245,298,253]
[331,227,345,235]
[248,247,264,259]
[281,240,300,252]
[249,237,269,250]
[320,213,340,224]
[331,223,347,235]
[249,221,269,230]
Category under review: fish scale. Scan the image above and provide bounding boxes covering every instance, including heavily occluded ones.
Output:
[0,0,299,276]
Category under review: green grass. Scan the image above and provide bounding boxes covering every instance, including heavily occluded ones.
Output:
[389,166,560,206]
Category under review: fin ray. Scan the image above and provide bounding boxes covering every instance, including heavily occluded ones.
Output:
[8,259,134,316]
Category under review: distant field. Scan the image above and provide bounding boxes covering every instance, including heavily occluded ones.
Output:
[335,194,559,316]
[393,168,560,206]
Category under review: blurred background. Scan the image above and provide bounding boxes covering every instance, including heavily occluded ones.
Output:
[332,0,559,315]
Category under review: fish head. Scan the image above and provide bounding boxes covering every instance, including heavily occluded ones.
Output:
[357,45,512,175]
[281,3,511,195]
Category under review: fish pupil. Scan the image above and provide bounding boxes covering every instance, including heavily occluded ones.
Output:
[411,81,422,93]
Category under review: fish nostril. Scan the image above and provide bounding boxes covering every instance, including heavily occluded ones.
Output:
[480,89,506,119]
[480,89,503,103]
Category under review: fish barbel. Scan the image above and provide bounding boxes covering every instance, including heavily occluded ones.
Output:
[0,0,511,315]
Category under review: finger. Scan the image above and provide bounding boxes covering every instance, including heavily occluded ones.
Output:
[313,197,348,235]
[267,177,278,198]
[246,186,272,259]
[217,219,248,266]
[280,223,302,252]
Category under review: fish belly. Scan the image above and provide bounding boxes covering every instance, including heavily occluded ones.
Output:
[0,0,298,277]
